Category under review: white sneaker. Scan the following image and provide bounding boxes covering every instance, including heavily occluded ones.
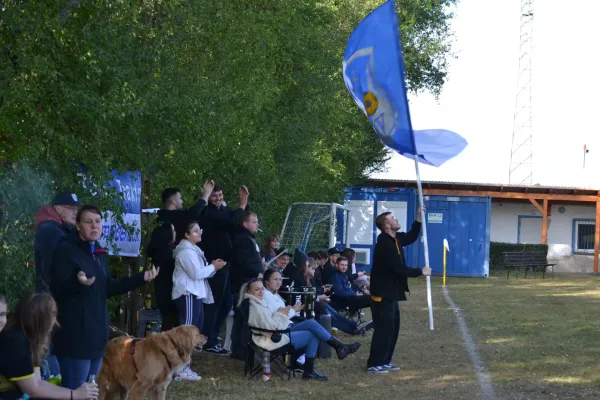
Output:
[174,365,201,382]
[366,366,389,374]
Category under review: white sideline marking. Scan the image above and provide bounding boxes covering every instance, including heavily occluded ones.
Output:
[442,286,495,400]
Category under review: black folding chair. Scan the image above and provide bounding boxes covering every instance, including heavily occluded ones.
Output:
[238,298,295,380]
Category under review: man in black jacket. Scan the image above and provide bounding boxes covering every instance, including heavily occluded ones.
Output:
[157,180,214,243]
[34,192,81,293]
[229,210,261,359]
[366,209,431,374]
[33,191,81,382]
[199,184,249,355]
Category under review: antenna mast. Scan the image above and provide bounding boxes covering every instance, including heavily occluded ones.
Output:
[509,0,534,185]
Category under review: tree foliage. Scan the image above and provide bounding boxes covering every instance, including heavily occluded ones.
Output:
[0,0,456,302]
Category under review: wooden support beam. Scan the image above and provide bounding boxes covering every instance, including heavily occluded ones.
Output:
[529,199,544,214]
[595,200,600,273]
[422,189,600,202]
[542,199,548,245]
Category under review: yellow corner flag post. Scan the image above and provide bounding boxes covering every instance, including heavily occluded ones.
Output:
[443,239,449,286]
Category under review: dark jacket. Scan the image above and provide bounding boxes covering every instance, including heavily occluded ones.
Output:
[282,263,305,290]
[330,270,356,297]
[33,205,72,293]
[321,261,336,286]
[50,234,146,359]
[344,264,359,282]
[199,203,247,263]
[370,221,423,301]
[157,198,207,244]
[147,223,177,314]
[230,227,263,294]
[314,265,324,287]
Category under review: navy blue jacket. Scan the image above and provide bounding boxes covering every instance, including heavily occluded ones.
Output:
[50,234,146,359]
[330,270,356,297]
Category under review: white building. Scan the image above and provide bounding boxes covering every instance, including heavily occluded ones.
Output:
[369,179,600,273]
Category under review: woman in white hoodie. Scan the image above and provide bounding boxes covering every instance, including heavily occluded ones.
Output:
[172,221,225,381]
[241,278,361,381]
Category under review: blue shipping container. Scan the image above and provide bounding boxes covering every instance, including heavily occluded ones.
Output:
[341,187,491,278]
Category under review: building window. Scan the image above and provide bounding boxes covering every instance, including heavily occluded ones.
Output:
[574,220,595,253]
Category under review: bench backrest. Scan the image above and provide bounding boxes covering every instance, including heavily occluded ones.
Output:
[503,251,548,266]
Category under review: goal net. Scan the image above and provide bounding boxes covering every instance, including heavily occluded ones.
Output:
[279,202,350,253]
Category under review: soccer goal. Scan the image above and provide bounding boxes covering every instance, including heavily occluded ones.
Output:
[279,202,351,253]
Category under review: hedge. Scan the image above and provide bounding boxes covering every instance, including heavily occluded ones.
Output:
[489,242,549,270]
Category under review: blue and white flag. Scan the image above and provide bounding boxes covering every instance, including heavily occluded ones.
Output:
[343,0,467,167]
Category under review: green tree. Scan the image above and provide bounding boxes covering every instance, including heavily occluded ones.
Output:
[0,0,456,303]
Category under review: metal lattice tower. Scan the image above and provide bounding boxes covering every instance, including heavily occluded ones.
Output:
[509,0,534,185]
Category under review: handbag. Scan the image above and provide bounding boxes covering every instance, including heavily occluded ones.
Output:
[271,332,283,343]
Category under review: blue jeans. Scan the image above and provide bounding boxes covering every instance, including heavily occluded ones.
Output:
[289,319,333,358]
[57,356,102,390]
[325,303,357,334]
[40,345,61,381]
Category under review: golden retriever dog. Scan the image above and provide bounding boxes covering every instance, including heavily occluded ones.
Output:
[98,325,207,400]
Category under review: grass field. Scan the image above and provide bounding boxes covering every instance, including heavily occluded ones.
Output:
[166,274,600,400]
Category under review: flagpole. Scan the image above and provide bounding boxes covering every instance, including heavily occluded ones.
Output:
[413,155,435,331]
[388,0,434,331]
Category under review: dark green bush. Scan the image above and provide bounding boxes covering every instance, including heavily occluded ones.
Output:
[490,242,549,270]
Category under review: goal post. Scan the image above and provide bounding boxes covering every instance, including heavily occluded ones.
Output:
[279,202,351,253]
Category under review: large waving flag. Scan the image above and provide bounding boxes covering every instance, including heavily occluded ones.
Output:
[342,0,467,167]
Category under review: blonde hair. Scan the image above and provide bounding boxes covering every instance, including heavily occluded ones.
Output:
[237,278,263,307]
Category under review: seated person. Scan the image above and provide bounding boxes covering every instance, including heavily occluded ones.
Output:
[330,257,372,313]
[241,279,361,381]
[295,262,373,335]
[307,251,327,288]
[272,249,305,289]
[321,247,340,285]
[262,268,304,319]
[0,293,98,400]
[340,248,369,289]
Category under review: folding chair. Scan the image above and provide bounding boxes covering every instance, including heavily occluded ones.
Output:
[238,298,295,380]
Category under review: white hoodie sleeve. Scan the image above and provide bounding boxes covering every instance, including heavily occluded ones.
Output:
[248,299,290,332]
[177,249,216,280]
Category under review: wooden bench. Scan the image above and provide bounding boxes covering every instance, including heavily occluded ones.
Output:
[503,251,555,279]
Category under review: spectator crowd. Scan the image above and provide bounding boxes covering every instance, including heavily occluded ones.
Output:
[0,179,430,399]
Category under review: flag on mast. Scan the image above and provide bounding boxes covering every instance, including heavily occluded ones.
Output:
[342,0,467,166]
[342,0,467,330]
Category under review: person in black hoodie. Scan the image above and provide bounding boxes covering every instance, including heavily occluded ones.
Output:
[366,210,431,374]
[229,210,262,360]
[50,205,159,390]
[286,249,309,289]
[157,180,214,243]
[199,184,249,355]
[230,211,262,300]
[146,222,178,331]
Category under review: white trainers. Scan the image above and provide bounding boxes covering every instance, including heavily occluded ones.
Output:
[173,365,201,382]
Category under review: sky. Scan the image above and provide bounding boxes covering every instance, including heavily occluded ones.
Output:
[373,0,600,188]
